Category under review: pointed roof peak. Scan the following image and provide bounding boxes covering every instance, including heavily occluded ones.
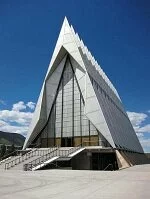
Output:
[63,16,70,26]
[64,16,68,21]
[58,16,71,36]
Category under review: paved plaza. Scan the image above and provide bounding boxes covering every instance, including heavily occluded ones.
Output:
[0,165,150,199]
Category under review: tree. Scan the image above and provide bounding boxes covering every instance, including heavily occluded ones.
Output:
[7,144,15,155]
[0,144,6,158]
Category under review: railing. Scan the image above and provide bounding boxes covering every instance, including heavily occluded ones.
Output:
[104,164,113,171]
[23,149,58,171]
[5,147,57,170]
[67,145,81,155]
[0,150,19,164]
[24,146,82,171]
[5,149,37,170]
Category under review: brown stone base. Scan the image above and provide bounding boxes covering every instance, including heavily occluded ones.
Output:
[40,135,99,147]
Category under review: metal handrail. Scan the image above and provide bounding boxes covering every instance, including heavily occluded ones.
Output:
[67,146,81,155]
[0,150,19,162]
[5,147,56,170]
[5,149,37,170]
[104,164,113,171]
[5,145,40,169]
[24,148,58,171]
[24,146,82,171]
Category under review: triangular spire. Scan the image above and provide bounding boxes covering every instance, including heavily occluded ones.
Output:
[58,16,70,38]
[64,16,69,24]
[45,17,86,78]
[63,16,70,33]
[23,17,144,156]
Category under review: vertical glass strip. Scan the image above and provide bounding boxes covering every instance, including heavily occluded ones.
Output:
[61,79,64,146]
[89,121,91,146]
[72,73,74,146]
[80,93,82,146]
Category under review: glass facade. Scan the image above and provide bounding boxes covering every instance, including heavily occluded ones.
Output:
[33,56,109,147]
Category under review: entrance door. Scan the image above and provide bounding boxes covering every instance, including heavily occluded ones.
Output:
[67,137,72,147]
[92,153,118,170]
[61,138,66,147]
[61,137,73,147]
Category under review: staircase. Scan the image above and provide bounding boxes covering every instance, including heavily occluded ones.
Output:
[0,155,20,170]
[3,146,84,171]
[24,146,85,171]
[4,147,57,170]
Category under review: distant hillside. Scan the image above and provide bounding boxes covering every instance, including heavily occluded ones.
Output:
[0,131,25,146]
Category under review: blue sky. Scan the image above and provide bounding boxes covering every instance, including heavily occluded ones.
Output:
[0,0,150,151]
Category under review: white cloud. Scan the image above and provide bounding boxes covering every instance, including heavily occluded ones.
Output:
[127,111,150,134]
[127,111,150,152]
[127,111,147,127]
[138,136,150,153]
[0,120,28,137]
[0,120,8,127]
[12,101,36,111]
[0,110,33,126]
[12,101,26,111]
[0,101,36,137]
[137,124,150,133]
[136,133,144,138]
[26,102,36,110]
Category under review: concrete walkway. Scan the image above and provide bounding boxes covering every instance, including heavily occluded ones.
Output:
[0,164,150,199]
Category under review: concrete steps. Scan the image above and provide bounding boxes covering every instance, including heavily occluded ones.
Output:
[31,147,85,171]
[3,147,84,171]
[11,155,44,170]
[5,148,57,170]
[0,156,21,169]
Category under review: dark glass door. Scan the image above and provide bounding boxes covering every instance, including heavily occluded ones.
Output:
[61,137,73,147]
[67,137,72,147]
